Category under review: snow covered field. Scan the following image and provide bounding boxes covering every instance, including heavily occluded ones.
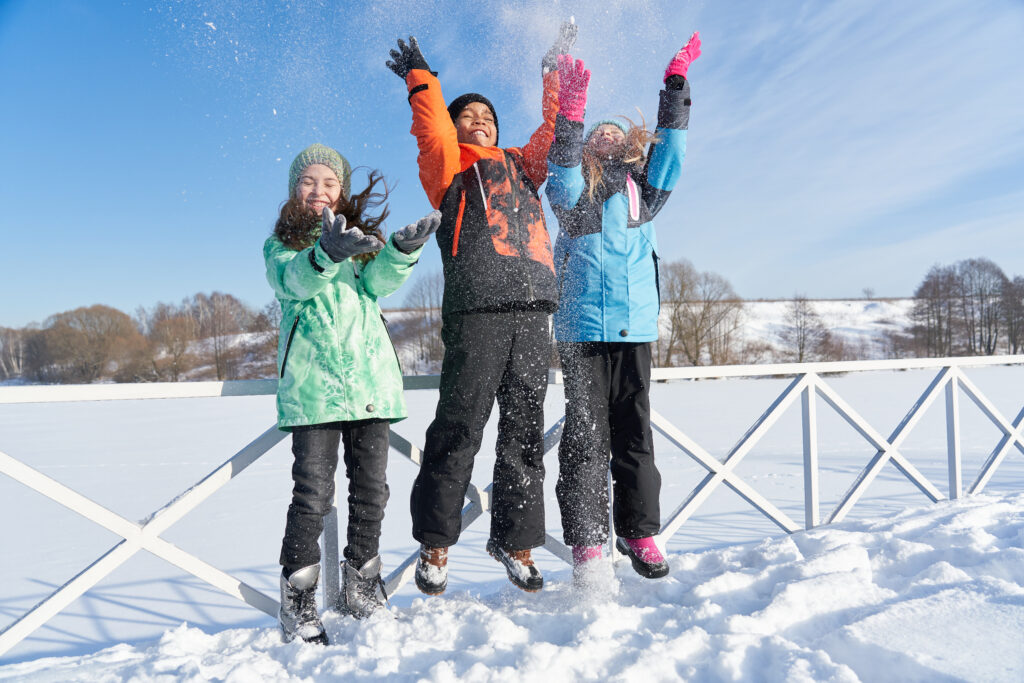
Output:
[2,364,1023,681]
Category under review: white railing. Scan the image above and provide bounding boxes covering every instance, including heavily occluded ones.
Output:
[1,355,1022,657]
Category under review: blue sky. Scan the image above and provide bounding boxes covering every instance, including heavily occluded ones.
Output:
[1,0,1022,328]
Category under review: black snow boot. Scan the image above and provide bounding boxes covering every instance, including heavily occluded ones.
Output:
[415,545,448,595]
[339,555,387,619]
[486,539,543,592]
[279,564,328,645]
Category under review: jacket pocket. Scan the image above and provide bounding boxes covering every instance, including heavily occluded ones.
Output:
[279,315,300,379]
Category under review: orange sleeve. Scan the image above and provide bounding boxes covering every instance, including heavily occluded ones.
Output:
[406,70,463,208]
[518,69,560,187]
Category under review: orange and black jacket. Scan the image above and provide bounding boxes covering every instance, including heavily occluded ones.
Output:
[404,68,560,316]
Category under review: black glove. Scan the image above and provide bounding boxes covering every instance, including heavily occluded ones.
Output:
[319,207,384,263]
[542,21,578,75]
[392,210,442,254]
[386,36,434,79]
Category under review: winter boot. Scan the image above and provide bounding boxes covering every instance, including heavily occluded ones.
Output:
[486,539,543,592]
[339,555,387,619]
[279,564,328,645]
[415,545,448,595]
[572,545,616,592]
[616,536,669,579]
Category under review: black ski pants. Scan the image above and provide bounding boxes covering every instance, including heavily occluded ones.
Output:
[279,419,390,572]
[556,341,661,546]
[411,310,549,550]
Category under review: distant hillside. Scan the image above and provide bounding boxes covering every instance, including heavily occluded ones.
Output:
[383,298,917,374]
[739,298,913,360]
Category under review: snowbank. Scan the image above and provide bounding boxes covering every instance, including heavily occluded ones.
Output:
[3,493,1022,681]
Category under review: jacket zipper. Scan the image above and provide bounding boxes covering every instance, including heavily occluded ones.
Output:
[279,315,299,378]
[379,314,404,376]
[472,163,489,212]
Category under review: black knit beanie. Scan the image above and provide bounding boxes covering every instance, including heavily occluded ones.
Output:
[447,93,499,145]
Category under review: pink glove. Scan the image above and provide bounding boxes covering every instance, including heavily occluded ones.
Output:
[557,54,590,122]
[664,31,701,82]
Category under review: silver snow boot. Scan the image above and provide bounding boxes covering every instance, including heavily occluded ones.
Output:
[279,564,328,645]
[339,555,388,619]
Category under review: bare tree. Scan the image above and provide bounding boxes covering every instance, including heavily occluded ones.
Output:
[777,295,831,363]
[149,314,199,381]
[910,264,959,357]
[25,305,144,383]
[1002,276,1024,354]
[397,270,445,373]
[185,292,252,379]
[0,326,28,380]
[677,269,743,366]
[957,258,1007,355]
[654,260,697,366]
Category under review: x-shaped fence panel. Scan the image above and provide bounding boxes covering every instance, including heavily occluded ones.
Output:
[0,424,286,656]
[2,356,1024,658]
[650,359,1024,546]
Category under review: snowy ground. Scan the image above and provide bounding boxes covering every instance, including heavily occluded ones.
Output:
[2,365,1023,681]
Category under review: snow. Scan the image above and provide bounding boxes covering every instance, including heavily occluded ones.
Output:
[2,365,1024,681]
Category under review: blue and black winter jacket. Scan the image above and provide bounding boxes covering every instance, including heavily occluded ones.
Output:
[547,81,690,342]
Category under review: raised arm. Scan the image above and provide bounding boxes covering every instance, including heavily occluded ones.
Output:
[518,22,576,186]
[642,31,700,217]
[387,37,462,208]
[545,54,590,210]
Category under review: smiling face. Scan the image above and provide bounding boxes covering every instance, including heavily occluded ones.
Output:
[587,123,627,158]
[454,102,497,147]
[294,164,342,216]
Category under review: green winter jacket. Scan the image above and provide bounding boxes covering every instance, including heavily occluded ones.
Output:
[264,235,420,429]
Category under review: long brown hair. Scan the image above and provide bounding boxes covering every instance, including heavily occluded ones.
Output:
[582,113,660,201]
[274,169,390,264]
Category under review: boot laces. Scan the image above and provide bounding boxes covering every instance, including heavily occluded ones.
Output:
[420,546,448,568]
[509,549,534,567]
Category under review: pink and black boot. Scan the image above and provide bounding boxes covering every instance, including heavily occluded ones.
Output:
[616,536,669,579]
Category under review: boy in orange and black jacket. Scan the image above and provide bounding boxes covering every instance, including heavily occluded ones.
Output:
[387,27,574,594]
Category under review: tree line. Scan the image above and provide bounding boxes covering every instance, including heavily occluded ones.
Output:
[2,256,1021,384]
[0,293,277,384]
[907,257,1024,357]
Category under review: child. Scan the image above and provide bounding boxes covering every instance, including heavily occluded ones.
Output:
[385,26,574,594]
[546,34,701,584]
[265,143,439,643]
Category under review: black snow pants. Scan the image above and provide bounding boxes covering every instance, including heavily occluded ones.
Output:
[410,310,549,550]
[556,341,661,546]
[279,419,390,572]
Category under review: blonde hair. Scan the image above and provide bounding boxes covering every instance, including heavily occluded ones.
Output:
[582,112,659,201]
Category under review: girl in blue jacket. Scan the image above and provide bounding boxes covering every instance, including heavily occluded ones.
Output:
[546,34,700,583]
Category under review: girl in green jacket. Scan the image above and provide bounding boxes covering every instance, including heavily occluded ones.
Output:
[265,143,439,644]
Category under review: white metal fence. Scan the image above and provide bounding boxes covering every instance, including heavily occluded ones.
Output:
[1,355,1022,657]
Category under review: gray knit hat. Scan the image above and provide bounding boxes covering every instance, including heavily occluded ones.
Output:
[288,143,352,199]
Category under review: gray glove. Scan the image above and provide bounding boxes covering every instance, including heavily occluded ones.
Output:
[319,207,384,262]
[542,20,578,75]
[392,210,442,254]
